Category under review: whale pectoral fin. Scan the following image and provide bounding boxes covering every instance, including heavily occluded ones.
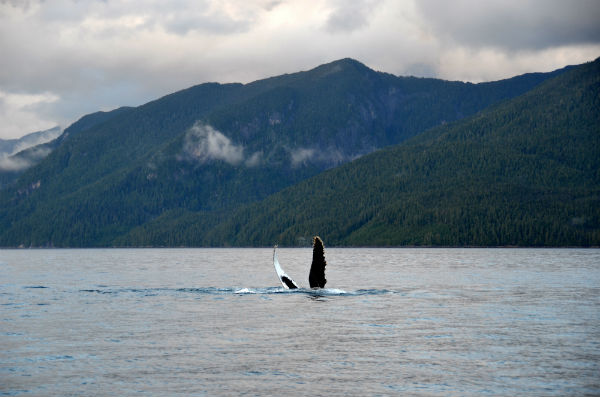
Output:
[281,275,298,289]
[273,245,299,289]
[308,236,327,288]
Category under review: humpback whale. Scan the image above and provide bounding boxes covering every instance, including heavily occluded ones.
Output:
[273,236,327,289]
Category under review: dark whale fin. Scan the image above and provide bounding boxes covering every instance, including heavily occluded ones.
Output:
[308,236,327,288]
[280,275,298,289]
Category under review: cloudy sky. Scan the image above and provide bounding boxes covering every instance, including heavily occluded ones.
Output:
[0,0,599,139]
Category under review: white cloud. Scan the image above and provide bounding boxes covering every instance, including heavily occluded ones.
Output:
[0,90,60,139]
[9,126,61,155]
[245,151,263,167]
[0,154,31,171]
[290,148,315,167]
[181,122,245,165]
[0,145,52,171]
[434,44,600,83]
[289,146,345,167]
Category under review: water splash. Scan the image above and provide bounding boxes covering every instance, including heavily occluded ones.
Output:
[79,286,397,297]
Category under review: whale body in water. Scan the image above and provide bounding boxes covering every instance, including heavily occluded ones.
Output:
[273,236,327,289]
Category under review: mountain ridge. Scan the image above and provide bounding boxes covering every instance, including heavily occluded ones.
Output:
[117,58,600,247]
[0,58,592,247]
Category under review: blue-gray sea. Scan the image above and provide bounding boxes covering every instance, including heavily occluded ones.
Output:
[1,248,599,396]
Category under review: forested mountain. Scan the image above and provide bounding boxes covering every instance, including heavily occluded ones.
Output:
[0,108,134,188]
[0,58,589,247]
[118,58,600,247]
[0,127,62,188]
[0,127,61,156]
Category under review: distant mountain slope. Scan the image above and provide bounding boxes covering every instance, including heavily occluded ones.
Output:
[0,58,576,247]
[0,127,61,188]
[0,126,61,156]
[119,58,599,247]
[0,108,134,189]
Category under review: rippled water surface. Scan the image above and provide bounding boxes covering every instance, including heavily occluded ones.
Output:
[1,248,599,396]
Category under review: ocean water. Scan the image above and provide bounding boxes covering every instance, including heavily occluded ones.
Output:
[1,248,599,396]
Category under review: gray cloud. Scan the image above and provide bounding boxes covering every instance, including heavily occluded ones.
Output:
[403,63,437,79]
[0,0,35,9]
[415,0,600,51]
[0,0,599,140]
[163,9,253,35]
[325,0,382,33]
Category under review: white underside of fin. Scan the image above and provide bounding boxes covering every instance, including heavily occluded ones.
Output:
[273,246,299,289]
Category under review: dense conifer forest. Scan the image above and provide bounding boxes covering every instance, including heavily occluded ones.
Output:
[0,58,597,247]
